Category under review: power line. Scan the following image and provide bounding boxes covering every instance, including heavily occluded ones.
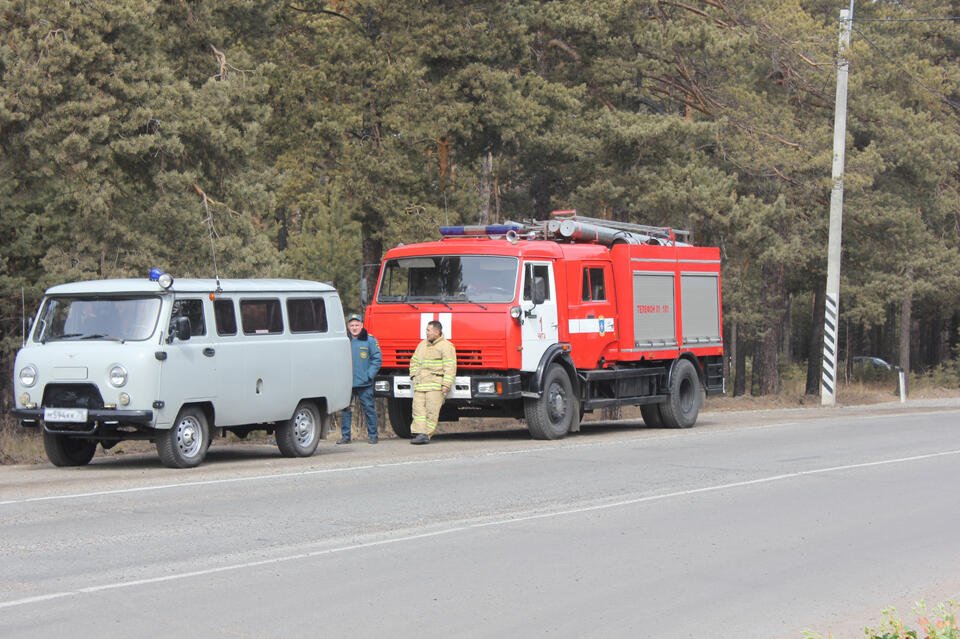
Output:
[855,17,960,22]
[851,26,960,115]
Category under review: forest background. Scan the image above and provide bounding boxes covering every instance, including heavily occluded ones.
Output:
[1,0,959,408]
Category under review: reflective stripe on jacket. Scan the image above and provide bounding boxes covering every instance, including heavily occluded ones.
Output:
[409,336,456,392]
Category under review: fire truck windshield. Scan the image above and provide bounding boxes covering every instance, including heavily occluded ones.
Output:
[378,255,519,304]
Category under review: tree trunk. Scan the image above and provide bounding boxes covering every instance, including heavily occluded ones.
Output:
[478,150,493,225]
[899,290,912,373]
[750,342,761,396]
[360,216,383,310]
[806,285,825,395]
[734,327,747,397]
[726,320,736,396]
[757,265,784,395]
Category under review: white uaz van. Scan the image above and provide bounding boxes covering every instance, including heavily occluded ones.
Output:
[12,272,352,468]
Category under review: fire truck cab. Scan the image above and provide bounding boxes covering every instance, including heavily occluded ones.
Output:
[365,213,724,440]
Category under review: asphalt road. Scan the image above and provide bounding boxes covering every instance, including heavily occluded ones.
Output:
[2,398,959,638]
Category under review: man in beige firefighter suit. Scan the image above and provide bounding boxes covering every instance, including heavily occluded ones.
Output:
[409,320,456,445]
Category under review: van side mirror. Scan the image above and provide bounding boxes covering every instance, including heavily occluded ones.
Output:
[167,316,191,343]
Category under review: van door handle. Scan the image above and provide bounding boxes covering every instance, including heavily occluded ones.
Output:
[203,347,215,357]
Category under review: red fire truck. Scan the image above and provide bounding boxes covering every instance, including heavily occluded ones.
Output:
[364,212,724,439]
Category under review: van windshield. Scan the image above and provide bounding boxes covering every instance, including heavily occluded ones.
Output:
[34,296,162,343]
[377,256,519,304]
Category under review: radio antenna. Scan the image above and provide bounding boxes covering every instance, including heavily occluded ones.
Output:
[21,286,26,347]
[194,184,222,293]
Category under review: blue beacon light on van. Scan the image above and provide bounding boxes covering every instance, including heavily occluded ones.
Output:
[148,267,174,290]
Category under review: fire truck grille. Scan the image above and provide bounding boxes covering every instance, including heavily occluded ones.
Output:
[387,346,504,369]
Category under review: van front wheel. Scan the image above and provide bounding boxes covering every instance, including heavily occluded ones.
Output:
[277,401,321,457]
[157,407,209,468]
[43,431,97,466]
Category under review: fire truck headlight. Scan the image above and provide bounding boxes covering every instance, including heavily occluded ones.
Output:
[374,380,390,392]
[477,382,496,394]
[509,306,523,321]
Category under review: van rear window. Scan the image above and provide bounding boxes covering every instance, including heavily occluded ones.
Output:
[287,298,328,333]
[240,299,283,335]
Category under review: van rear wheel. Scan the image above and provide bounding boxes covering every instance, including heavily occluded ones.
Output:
[43,431,97,467]
[277,401,321,457]
[157,407,209,468]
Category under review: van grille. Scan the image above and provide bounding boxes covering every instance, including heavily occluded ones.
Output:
[42,384,105,410]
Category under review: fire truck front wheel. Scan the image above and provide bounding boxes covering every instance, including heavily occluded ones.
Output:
[387,398,413,438]
[659,359,702,429]
[524,365,578,440]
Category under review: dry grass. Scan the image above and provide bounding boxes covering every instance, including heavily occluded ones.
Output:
[3,378,957,466]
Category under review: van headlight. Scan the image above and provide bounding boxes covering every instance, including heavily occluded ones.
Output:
[19,365,38,387]
[109,365,128,387]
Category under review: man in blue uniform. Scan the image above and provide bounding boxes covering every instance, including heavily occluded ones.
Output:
[339,313,382,444]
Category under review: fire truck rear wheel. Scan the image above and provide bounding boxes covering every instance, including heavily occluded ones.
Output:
[525,364,576,440]
[43,431,97,466]
[640,403,664,427]
[387,398,413,438]
[659,359,702,429]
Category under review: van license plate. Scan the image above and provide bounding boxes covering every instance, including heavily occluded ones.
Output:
[44,408,89,423]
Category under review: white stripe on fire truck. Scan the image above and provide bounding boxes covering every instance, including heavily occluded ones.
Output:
[567,318,615,334]
[420,312,453,338]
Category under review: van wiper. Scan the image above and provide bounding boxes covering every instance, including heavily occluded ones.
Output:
[80,334,123,342]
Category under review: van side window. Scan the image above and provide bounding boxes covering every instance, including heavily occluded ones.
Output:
[240,299,283,335]
[582,267,606,302]
[287,298,328,333]
[171,299,206,336]
[214,299,237,336]
[522,264,551,301]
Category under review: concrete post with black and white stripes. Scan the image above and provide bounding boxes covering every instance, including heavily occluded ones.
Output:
[822,6,853,406]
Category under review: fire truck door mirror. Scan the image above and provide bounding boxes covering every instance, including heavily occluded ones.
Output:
[531,277,547,305]
[360,278,369,305]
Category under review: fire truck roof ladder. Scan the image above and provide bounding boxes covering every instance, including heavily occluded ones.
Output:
[547,210,691,247]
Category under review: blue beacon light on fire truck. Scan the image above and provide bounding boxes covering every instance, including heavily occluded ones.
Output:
[439,224,524,237]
